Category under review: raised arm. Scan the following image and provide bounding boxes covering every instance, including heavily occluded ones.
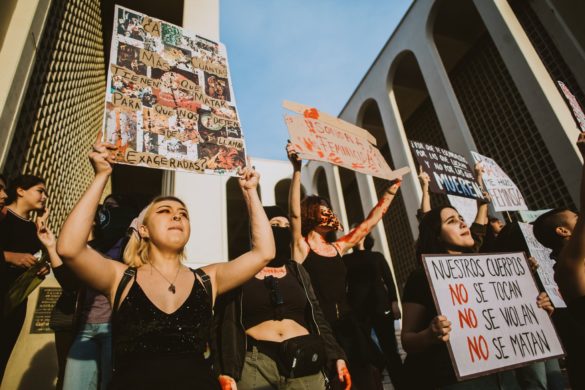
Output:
[473,162,489,226]
[418,166,431,214]
[287,142,309,262]
[564,133,585,261]
[334,180,401,255]
[56,135,126,296]
[205,167,274,298]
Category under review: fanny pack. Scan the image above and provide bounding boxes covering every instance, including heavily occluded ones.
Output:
[279,334,326,378]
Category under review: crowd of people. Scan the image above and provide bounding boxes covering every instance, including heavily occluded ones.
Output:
[0,132,584,390]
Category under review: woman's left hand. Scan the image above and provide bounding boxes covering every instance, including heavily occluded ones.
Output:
[536,292,554,316]
[36,209,56,250]
[336,360,351,390]
[386,178,402,196]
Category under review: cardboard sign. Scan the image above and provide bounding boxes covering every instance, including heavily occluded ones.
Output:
[448,195,477,226]
[284,102,409,180]
[557,80,585,132]
[518,223,566,308]
[422,252,564,380]
[409,141,483,200]
[471,152,527,212]
[103,6,246,175]
[518,209,552,224]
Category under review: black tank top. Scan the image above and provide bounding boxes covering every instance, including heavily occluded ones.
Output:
[303,248,350,324]
[241,269,308,330]
[110,268,219,389]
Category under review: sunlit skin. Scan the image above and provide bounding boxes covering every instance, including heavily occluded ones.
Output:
[439,208,475,251]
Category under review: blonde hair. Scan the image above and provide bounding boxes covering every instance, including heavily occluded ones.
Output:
[123,196,188,267]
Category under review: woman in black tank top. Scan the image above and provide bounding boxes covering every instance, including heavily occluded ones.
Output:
[215,206,348,389]
[57,139,275,389]
[286,142,403,389]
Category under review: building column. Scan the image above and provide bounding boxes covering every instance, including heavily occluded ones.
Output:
[163,0,227,267]
[473,0,582,204]
[414,42,479,162]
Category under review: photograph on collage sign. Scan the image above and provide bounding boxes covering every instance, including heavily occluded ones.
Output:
[103,6,246,175]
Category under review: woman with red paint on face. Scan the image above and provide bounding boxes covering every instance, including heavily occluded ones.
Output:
[287,143,400,389]
[401,206,554,389]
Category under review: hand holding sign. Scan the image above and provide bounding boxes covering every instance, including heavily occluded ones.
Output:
[286,140,302,171]
[430,315,452,343]
[91,131,117,176]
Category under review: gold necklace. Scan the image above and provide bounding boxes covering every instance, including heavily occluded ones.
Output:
[149,263,182,294]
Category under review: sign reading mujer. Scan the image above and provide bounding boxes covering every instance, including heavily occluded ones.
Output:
[284,101,409,180]
[103,6,246,176]
[422,252,564,380]
[471,151,527,212]
[409,141,483,200]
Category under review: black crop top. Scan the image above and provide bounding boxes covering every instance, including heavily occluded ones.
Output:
[241,270,308,330]
[303,249,350,324]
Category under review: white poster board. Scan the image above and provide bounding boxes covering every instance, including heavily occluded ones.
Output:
[422,252,564,380]
[448,195,477,227]
[471,152,527,212]
[103,6,246,175]
[518,223,566,308]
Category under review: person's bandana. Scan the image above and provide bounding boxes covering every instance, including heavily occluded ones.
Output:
[318,205,343,231]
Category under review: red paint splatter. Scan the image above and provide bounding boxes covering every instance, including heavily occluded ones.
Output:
[303,108,320,119]
[303,138,314,151]
[351,163,365,169]
[317,150,325,158]
[294,143,304,152]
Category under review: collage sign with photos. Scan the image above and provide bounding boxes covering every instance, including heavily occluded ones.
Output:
[103,6,246,175]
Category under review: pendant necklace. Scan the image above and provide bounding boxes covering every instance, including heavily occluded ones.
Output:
[150,263,182,294]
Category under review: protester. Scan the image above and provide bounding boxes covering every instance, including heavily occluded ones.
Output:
[287,142,397,389]
[343,233,405,390]
[56,137,274,389]
[532,132,585,389]
[0,175,58,382]
[58,194,139,390]
[214,206,350,390]
[401,206,554,389]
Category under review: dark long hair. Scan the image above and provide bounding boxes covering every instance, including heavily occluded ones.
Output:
[415,206,475,260]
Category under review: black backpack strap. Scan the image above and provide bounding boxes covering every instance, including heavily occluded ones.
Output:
[113,267,136,314]
[194,268,212,308]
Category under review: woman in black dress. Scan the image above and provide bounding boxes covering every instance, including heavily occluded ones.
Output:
[57,138,274,389]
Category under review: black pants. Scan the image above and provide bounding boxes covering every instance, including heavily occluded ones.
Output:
[371,313,406,390]
[0,299,27,382]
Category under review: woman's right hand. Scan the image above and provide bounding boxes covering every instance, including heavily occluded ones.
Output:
[218,375,237,390]
[429,315,452,343]
[418,166,430,190]
[286,141,302,170]
[4,252,37,268]
[89,131,117,176]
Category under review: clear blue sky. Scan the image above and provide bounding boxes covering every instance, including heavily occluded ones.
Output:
[220,0,413,160]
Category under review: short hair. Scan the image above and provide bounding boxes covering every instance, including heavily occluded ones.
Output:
[300,195,332,236]
[533,208,571,250]
[7,174,45,204]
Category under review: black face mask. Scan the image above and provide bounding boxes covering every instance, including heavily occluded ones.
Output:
[268,226,291,268]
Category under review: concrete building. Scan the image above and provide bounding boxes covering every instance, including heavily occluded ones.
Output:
[1,0,585,388]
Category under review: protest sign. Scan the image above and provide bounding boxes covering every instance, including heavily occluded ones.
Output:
[471,152,527,212]
[283,101,409,181]
[422,252,564,380]
[518,223,566,308]
[447,195,477,226]
[557,80,585,132]
[518,209,552,223]
[103,6,246,175]
[409,141,483,200]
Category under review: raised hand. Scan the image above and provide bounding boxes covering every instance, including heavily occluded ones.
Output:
[90,131,117,176]
[238,166,260,191]
[536,292,554,316]
[386,177,402,196]
[286,141,302,170]
[418,166,430,190]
